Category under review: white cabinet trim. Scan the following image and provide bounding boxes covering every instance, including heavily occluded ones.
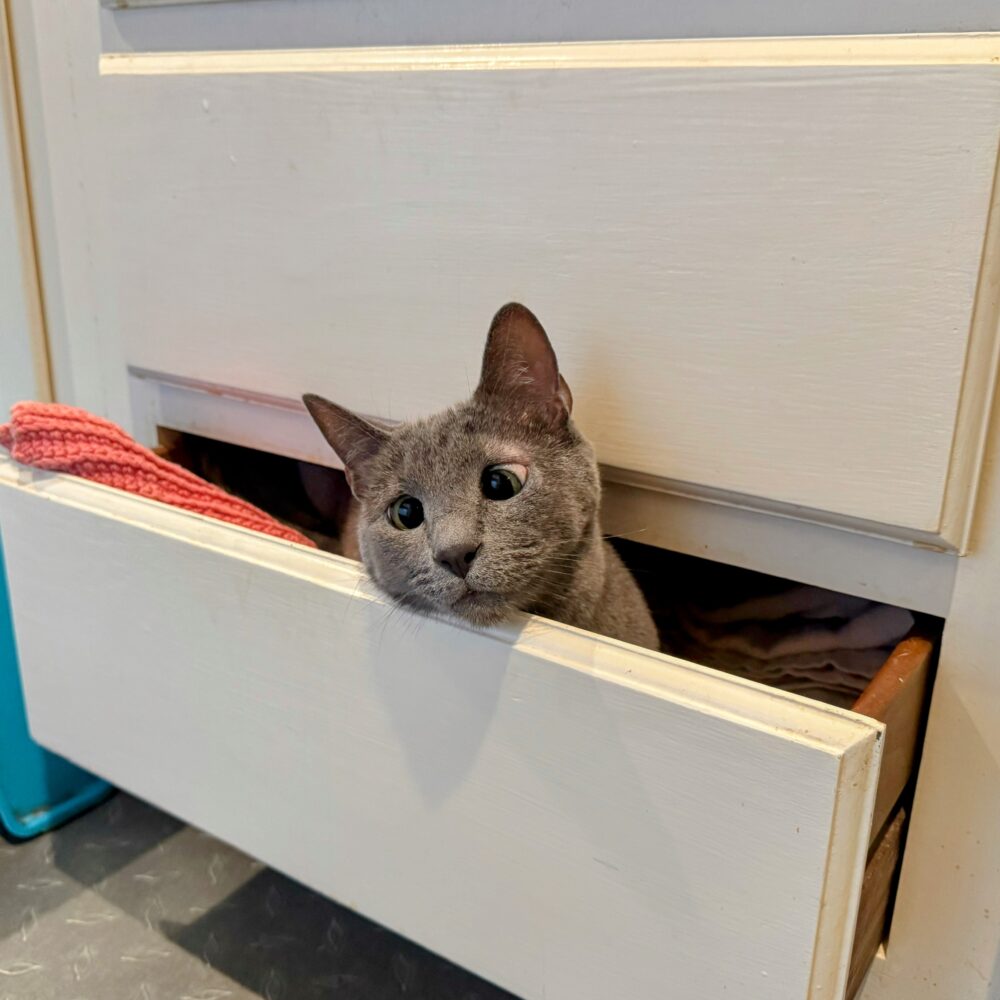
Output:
[0,0,49,415]
[100,33,1000,76]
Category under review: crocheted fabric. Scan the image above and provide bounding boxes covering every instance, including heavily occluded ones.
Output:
[0,401,316,548]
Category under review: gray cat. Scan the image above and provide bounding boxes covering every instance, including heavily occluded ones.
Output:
[303,303,659,650]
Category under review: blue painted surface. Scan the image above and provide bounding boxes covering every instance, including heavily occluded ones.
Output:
[0,529,110,839]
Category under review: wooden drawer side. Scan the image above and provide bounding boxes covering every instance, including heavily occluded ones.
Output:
[847,809,907,1000]
[853,637,933,841]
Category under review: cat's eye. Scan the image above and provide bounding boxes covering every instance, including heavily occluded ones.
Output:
[482,464,526,501]
[387,495,424,530]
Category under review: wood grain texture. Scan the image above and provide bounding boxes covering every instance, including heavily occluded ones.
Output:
[0,457,882,1000]
[848,809,906,1000]
[128,367,960,615]
[128,368,337,470]
[938,135,1000,551]
[100,34,1000,73]
[10,0,1000,543]
[852,638,932,843]
[96,60,997,540]
[601,479,957,617]
[6,0,130,425]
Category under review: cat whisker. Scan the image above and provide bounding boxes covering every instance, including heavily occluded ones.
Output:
[601,527,650,542]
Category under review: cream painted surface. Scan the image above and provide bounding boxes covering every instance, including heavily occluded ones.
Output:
[95,59,1000,544]
[100,33,1000,72]
[0,457,881,1000]
[7,9,1000,995]
[600,480,958,618]
[859,344,1000,999]
[128,367,959,616]
[938,145,1000,551]
[8,0,1000,545]
[0,0,48,416]
[6,1,128,425]
[103,0,241,9]
[96,1,1000,53]
[127,367,337,469]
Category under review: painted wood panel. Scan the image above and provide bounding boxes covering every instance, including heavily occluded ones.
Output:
[10,3,1000,543]
[97,0,1000,54]
[6,1,129,425]
[127,367,960,615]
[0,457,881,1000]
[98,55,999,539]
[859,327,1000,1000]
[0,0,48,417]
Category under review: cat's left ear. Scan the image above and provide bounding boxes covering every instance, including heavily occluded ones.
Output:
[302,393,388,498]
[475,303,573,427]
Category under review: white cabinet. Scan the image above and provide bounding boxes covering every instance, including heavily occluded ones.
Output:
[4,3,1000,999]
[11,0,1000,548]
[102,53,996,546]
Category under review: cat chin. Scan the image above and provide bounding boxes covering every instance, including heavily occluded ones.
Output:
[383,586,512,629]
[448,590,512,628]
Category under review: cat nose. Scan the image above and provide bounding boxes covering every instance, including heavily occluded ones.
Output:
[436,543,481,579]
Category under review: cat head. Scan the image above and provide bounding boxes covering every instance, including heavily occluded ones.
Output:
[303,303,600,627]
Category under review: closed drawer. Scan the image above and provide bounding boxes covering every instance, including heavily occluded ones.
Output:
[0,456,931,1000]
[17,13,1000,548]
[104,55,997,548]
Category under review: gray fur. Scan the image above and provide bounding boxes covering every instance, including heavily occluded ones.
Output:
[304,303,659,650]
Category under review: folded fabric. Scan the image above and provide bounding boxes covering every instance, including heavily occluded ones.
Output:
[678,602,914,660]
[0,401,315,548]
[660,575,916,709]
[690,584,873,624]
[662,630,888,709]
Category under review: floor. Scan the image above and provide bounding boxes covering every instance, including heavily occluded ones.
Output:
[0,793,516,1000]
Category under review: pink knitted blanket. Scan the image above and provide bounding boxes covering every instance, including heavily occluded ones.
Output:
[0,401,316,547]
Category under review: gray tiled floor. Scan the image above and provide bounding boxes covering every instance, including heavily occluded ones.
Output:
[0,794,516,1000]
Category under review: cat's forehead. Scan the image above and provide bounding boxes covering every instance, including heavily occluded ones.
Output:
[375,404,538,484]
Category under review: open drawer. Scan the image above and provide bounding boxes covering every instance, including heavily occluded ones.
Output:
[0,456,922,1000]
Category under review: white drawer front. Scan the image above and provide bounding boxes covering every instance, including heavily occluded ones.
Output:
[14,0,1000,548]
[0,458,881,1000]
[16,5,999,545]
[103,57,996,543]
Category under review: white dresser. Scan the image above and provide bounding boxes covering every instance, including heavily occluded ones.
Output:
[2,3,999,998]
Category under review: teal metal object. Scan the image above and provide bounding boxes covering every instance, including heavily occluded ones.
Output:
[0,530,110,839]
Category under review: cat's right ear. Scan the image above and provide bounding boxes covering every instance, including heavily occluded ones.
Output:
[302,393,388,498]
[475,303,572,427]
